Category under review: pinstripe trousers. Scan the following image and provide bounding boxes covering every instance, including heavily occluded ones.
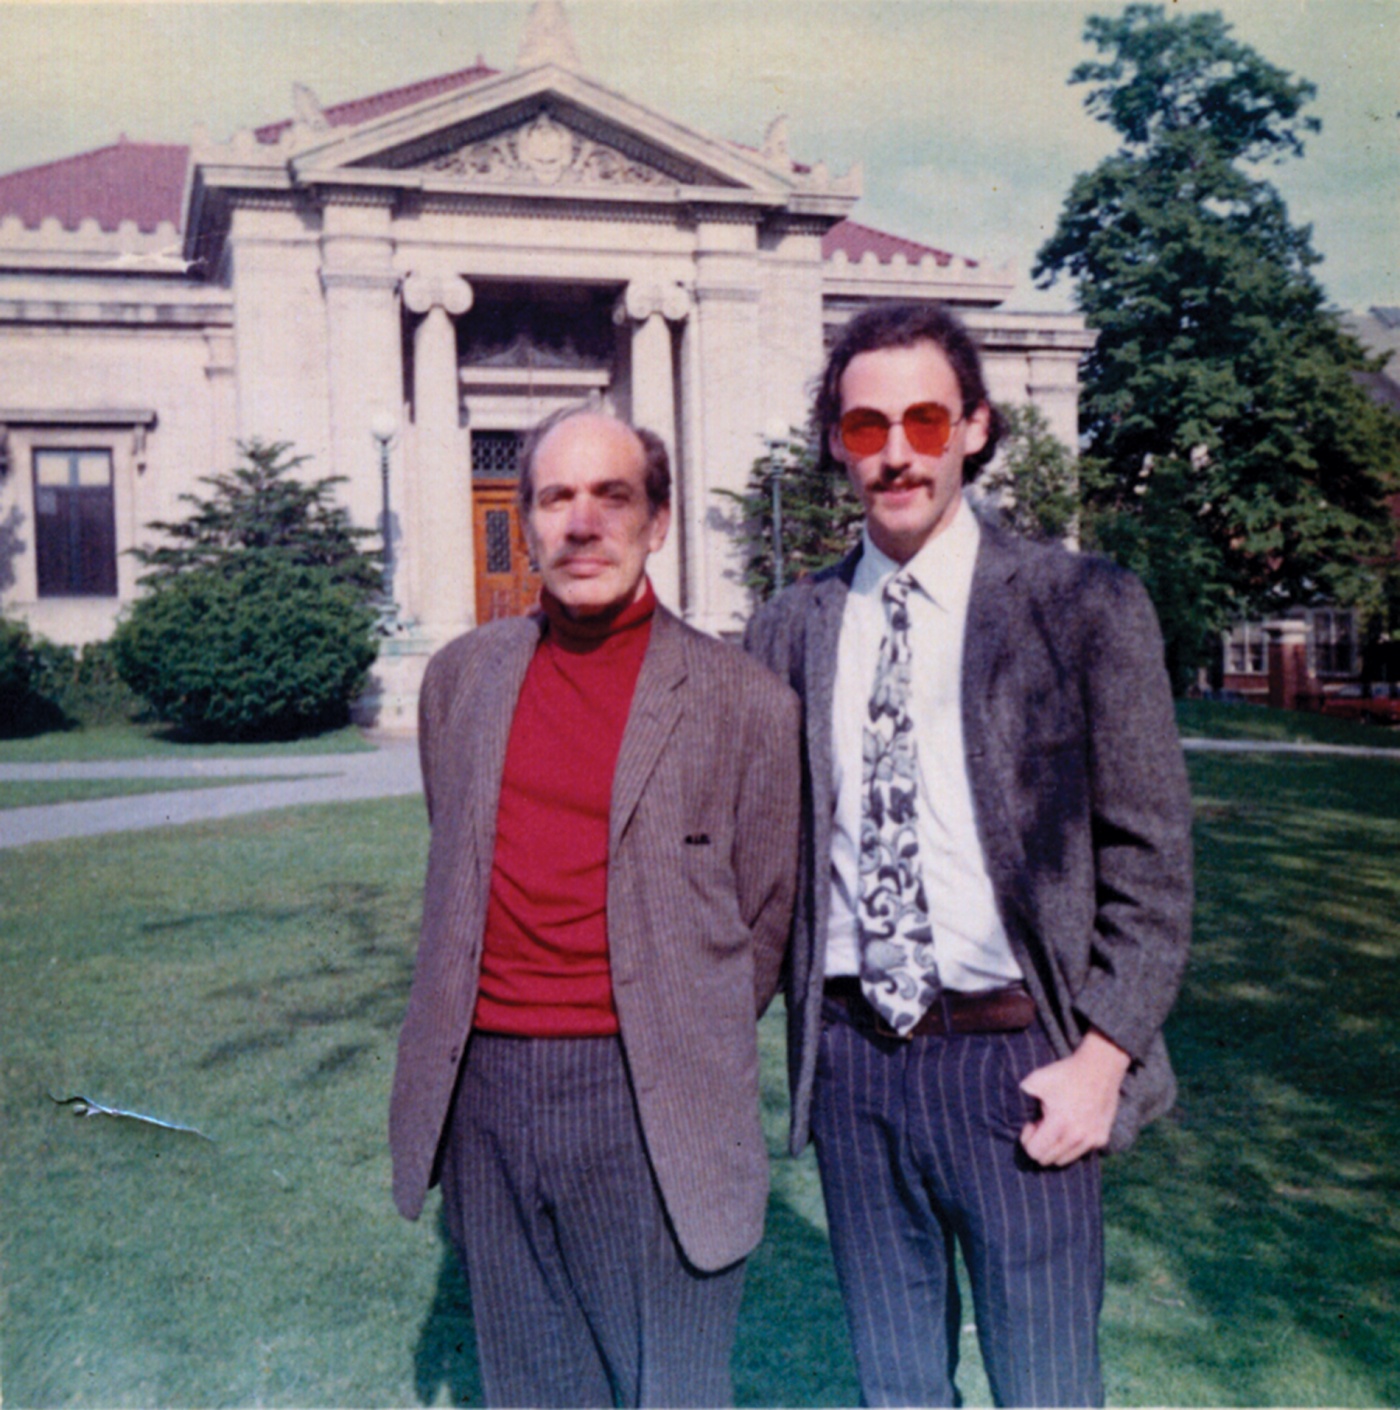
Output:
[438,1033,746,1409]
[811,996,1104,1407]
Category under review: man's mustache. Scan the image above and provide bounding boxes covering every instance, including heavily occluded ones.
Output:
[870,475,931,492]
[548,549,619,568]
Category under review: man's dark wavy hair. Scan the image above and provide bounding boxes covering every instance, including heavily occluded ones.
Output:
[814,301,1005,484]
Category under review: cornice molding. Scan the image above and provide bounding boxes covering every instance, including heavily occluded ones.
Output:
[693,285,761,306]
[0,407,158,427]
[308,185,400,210]
[410,191,692,226]
[0,298,232,328]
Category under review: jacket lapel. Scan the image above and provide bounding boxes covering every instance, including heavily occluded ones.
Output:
[804,552,858,843]
[610,607,686,852]
[962,524,1018,767]
[961,523,1040,945]
[451,617,540,881]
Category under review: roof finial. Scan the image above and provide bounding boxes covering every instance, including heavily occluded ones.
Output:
[761,115,791,167]
[517,0,583,71]
[292,82,329,131]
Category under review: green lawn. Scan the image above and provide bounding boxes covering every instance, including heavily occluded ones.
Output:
[2,752,1397,1405]
[0,721,372,764]
[1176,698,1400,749]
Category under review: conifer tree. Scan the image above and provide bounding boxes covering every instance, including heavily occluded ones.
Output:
[114,441,380,739]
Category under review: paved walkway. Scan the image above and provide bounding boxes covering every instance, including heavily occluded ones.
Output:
[0,741,422,850]
[1180,737,1400,758]
[2,734,1396,852]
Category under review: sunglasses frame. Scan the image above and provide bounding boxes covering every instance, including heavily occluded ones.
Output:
[837,400,964,459]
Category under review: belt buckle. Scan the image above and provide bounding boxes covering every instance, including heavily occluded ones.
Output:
[869,1006,914,1042]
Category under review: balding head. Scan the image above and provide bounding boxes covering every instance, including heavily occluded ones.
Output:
[518,406,671,517]
[520,409,672,620]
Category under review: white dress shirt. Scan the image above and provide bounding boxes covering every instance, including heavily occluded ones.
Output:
[826,496,1023,992]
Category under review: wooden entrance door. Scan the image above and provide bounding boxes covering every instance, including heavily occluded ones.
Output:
[473,483,541,623]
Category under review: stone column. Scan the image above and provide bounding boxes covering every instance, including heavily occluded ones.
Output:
[1266,618,1313,710]
[687,216,762,636]
[615,280,690,611]
[319,198,402,531]
[404,272,474,646]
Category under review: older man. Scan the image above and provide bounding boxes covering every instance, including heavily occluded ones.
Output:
[389,407,800,1408]
[746,303,1192,1406]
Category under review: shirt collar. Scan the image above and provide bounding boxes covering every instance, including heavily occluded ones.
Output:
[854,493,980,613]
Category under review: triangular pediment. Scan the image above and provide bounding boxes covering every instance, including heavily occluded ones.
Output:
[287,65,791,198]
[362,104,718,191]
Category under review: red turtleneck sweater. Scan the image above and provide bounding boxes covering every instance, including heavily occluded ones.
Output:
[472,581,656,1037]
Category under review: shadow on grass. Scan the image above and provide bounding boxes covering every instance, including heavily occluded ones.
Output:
[192,881,420,1084]
[1101,754,1400,1405]
[414,1206,484,1407]
[734,1194,859,1407]
[404,1190,856,1409]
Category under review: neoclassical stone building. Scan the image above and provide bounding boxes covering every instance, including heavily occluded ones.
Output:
[0,2,1092,724]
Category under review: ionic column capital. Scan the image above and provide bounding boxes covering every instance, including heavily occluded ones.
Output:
[614,280,692,326]
[403,272,474,318]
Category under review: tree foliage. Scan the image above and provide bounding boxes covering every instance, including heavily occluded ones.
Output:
[113,441,380,739]
[1035,4,1400,687]
[977,404,1080,544]
[132,439,380,592]
[0,616,66,736]
[717,429,863,603]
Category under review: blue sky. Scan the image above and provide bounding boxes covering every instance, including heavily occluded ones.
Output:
[1,0,1394,312]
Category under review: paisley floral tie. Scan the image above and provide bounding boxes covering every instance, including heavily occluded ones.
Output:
[858,571,938,1034]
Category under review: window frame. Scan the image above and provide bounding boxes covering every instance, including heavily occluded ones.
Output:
[32,445,119,598]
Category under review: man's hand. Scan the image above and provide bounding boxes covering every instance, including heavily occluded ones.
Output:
[1018,1029,1132,1167]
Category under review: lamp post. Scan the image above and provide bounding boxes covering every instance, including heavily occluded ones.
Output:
[764,419,790,595]
[370,412,398,629]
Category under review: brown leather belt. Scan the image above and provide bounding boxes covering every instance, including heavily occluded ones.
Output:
[823,975,1037,1040]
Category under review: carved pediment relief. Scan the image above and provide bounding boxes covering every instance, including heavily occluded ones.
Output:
[414,110,676,190]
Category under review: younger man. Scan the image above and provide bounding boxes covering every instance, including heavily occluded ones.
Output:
[746,303,1192,1406]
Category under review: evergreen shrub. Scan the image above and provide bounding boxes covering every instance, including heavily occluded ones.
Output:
[114,554,377,739]
[112,440,381,740]
[0,616,66,736]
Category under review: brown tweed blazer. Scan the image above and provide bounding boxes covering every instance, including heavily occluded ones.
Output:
[388,604,801,1273]
[744,521,1194,1157]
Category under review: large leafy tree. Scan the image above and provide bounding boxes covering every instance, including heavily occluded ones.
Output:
[1035,4,1400,689]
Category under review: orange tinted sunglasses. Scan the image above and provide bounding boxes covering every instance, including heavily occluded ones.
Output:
[838,401,963,458]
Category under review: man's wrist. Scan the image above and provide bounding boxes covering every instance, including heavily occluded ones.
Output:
[1075,1028,1133,1083]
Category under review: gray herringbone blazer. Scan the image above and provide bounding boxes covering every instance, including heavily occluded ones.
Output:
[744,520,1193,1156]
[389,604,801,1272]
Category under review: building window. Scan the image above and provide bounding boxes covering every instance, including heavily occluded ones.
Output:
[1309,608,1356,677]
[471,431,522,479]
[33,448,117,597]
[1224,622,1266,675]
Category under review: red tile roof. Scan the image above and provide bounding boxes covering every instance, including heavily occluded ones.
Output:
[0,138,188,232]
[0,61,498,232]
[824,219,971,268]
[254,61,497,143]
